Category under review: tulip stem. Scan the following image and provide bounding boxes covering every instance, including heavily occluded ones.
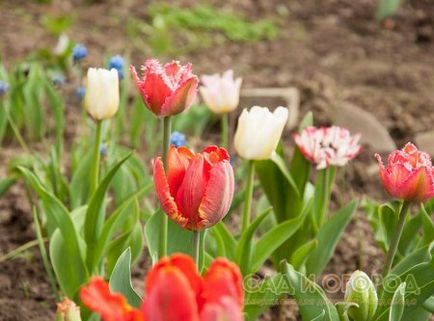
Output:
[90,120,103,197]
[159,116,172,258]
[192,230,201,266]
[221,113,229,149]
[382,201,410,277]
[241,160,255,233]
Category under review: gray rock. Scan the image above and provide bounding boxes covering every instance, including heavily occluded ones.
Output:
[333,102,396,153]
[415,130,434,156]
[240,87,300,129]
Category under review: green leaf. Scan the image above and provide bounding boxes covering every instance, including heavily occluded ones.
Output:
[389,283,406,321]
[18,167,88,299]
[285,263,340,321]
[376,0,402,21]
[420,204,434,246]
[210,221,237,261]
[144,209,163,264]
[109,248,142,308]
[290,239,318,271]
[248,204,310,274]
[70,150,92,208]
[0,177,16,197]
[236,207,272,274]
[306,200,358,276]
[84,152,132,272]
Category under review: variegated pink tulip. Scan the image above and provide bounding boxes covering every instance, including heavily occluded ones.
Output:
[153,146,234,231]
[376,143,434,202]
[294,126,361,169]
[200,70,242,114]
[130,59,199,117]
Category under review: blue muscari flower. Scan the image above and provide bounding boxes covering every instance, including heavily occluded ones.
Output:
[100,144,108,157]
[0,81,9,97]
[52,73,65,87]
[170,131,186,147]
[108,55,124,79]
[76,86,86,100]
[72,44,88,62]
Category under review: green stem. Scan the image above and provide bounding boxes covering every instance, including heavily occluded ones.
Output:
[159,116,172,258]
[90,120,103,197]
[241,160,255,233]
[5,110,30,154]
[33,207,59,301]
[221,113,229,149]
[382,201,410,277]
[192,230,201,266]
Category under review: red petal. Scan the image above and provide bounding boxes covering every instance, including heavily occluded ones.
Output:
[80,277,142,321]
[198,160,234,229]
[175,154,209,229]
[167,146,194,197]
[200,297,244,321]
[141,264,199,321]
[164,61,181,80]
[153,157,187,227]
[201,259,244,311]
[398,166,434,201]
[202,146,230,163]
[160,76,198,117]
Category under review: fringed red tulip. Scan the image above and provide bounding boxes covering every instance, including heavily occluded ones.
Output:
[130,59,199,117]
[375,142,434,202]
[153,146,234,231]
[80,254,244,321]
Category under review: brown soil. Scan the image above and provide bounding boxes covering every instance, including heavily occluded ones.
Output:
[1,0,434,320]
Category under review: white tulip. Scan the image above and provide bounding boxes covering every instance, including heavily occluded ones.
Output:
[199,70,242,114]
[234,106,288,160]
[84,68,119,121]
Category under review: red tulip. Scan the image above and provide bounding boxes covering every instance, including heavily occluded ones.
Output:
[80,254,244,321]
[153,145,234,230]
[130,59,199,117]
[375,143,434,202]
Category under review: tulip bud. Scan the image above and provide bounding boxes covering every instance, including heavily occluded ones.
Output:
[234,106,288,160]
[56,298,82,321]
[84,68,119,121]
[344,271,378,321]
[199,70,242,114]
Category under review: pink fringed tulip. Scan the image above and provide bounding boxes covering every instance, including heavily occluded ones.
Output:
[153,146,234,231]
[130,59,199,117]
[376,143,434,202]
[294,126,361,169]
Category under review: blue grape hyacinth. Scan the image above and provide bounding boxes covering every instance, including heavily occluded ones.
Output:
[170,131,186,147]
[72,44,88,63]
[107,55,124,79]
[0,81,9,97]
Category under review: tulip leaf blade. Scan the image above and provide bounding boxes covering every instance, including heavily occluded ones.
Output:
[290,239,318,271]
[211,222,237,261]
[284,263,340,321]
[305,200,358,276]
[109,247,142,308]
[145,209,164,265]
[17,166,88,298]
[84,152,132,272]
[236,207,272,274]
[389,282,406,321]
[249,204,309,274]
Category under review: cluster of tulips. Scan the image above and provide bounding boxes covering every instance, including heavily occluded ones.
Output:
[6,55,432,321]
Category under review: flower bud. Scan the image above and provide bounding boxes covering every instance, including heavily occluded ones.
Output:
[84,68,119,121]
[234,106,288,160]
[56,298,82,321]
[344,271,378,321]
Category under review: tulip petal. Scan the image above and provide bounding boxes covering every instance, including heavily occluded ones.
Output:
[200,297,243,321]
[398,166,433,201]
[80,277,141,321]
[153,157,187,227]
[145,253,202,297]
[141,264,199,321]
[198,160,234,229]
[175,154,210,229]
[201,258,244,310]
[161,76,198,117]
[167,146,194,197]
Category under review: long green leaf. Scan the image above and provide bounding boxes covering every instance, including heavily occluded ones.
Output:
[306,200,358,276]
[389,283,406,321]
[285,263,340,321]
[109,248,142,308]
